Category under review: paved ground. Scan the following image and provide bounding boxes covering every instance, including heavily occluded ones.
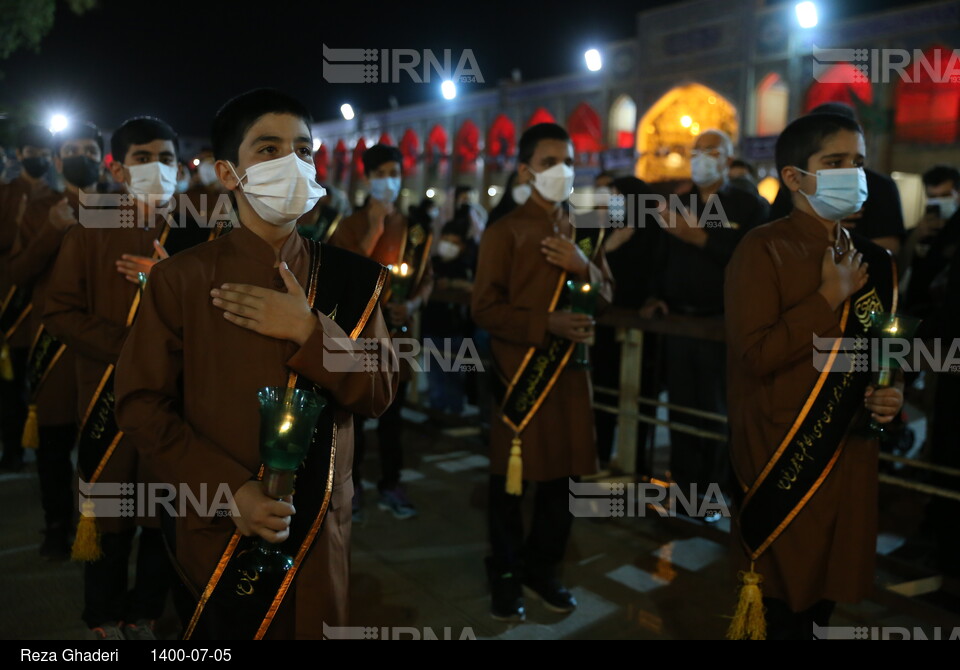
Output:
[2,406,959,641]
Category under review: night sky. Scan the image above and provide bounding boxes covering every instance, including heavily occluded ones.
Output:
[0,0,914,139]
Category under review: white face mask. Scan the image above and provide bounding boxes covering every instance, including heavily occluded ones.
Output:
[530,163,575,203]
[231,152,326,226]
[369,176,401,203]
[796,167,868,222]
[197,161,219,187]
[927,195,958,221]
[125,161,178,205]
[690,153,724,187]
[437,239,460,261]
[512,183,532,205]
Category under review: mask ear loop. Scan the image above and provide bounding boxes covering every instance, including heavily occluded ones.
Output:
[228,162,247,192]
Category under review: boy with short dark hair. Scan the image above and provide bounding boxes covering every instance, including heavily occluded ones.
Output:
[43,115,197,640]
[7,122,104,559]
[115,88,397,639]
[0,123,55,471]
[725,113,904,639]
[472,122,613,621]
[328,143,433,521]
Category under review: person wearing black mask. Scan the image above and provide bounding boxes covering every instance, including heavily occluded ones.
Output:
[5,122,103,556]
[0,123,54,471]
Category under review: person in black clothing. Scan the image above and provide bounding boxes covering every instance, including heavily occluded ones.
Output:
[642,129,768,502]
[423,217,476,416]
[769,102,905,253]
[903,165,960,318]
[592,177,661,472]
[927,254,960,576]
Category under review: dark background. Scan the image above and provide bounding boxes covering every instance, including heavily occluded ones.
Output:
[0,0,913,139]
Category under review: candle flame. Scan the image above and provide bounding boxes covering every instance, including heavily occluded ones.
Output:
[400,263,409,276]
[581,283,591,292]
[279,414,294,434]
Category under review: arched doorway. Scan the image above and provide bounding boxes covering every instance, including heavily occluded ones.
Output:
[608,94,637,148]
[636,83,739,182]
[400,129,420,172]
[455,120,481,173]
[487,114,517,171]
[525,107,556,128]
[755,72,789,136]
[314,143,329,182]
[567,102,603,154]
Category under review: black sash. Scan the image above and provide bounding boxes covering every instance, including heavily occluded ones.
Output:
[0,285,32,341]
[184,241,387,640]
[493,226,604,434]
[737,243,897,560]
[75,221,231,478]
[24,326,67,403]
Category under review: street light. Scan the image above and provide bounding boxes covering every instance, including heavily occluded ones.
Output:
[584,49,602,72]
[795,1,818,28]
[341,103,355,120]
[441,80,457,100]
[426,188,436,198]
[49,113,68,133]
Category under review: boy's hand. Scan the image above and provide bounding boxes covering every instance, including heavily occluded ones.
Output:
[116,240,169,284]
[864,385,903,424]
[547,311,594,342]
[211,262,317,345]
[541,235,589,276]
[231,481,295,544]
[49,198,78,231]
[818,246,869,310]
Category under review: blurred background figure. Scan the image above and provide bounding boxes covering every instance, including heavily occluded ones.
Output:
[592,176,662,473]
[422,217,477,419]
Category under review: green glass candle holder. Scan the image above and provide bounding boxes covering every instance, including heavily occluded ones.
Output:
[237,387,325,577]
[565,280,601,370]
[863,311,921,439]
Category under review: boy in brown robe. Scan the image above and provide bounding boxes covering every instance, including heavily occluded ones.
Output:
[472,123,613,621]
[725,113,904,639]
[114,89,397,640]
[6,122,104,559]
[328,143,433,521]
[0,124,54,471]
[44,116,186,640]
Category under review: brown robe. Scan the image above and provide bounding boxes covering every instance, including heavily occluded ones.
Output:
[113,224,397,637]
[725,209,879,612]
[471,196,614,481]
[1,176,54,348]
[6,190,79,426]
[43,213,169,532]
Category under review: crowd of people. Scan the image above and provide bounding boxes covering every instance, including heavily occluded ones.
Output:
[0,89,957,641]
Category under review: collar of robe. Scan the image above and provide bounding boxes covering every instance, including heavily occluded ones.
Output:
[229,221,304,269]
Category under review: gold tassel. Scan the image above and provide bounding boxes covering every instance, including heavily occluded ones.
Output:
[71,499,103,562]
[0,341,13,382]
[726,563,766,640]
[21,404,39,449]
[505,435,523,496]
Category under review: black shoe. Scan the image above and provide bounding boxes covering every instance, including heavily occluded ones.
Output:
[486,559,525,622]
[39,525,70,560]
[522,573,577,614]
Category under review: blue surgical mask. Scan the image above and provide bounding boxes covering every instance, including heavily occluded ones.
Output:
[370,176,401,203]
[795,167,868,221]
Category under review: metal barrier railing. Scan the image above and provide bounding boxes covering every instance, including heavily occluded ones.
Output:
[421,291,960,501]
